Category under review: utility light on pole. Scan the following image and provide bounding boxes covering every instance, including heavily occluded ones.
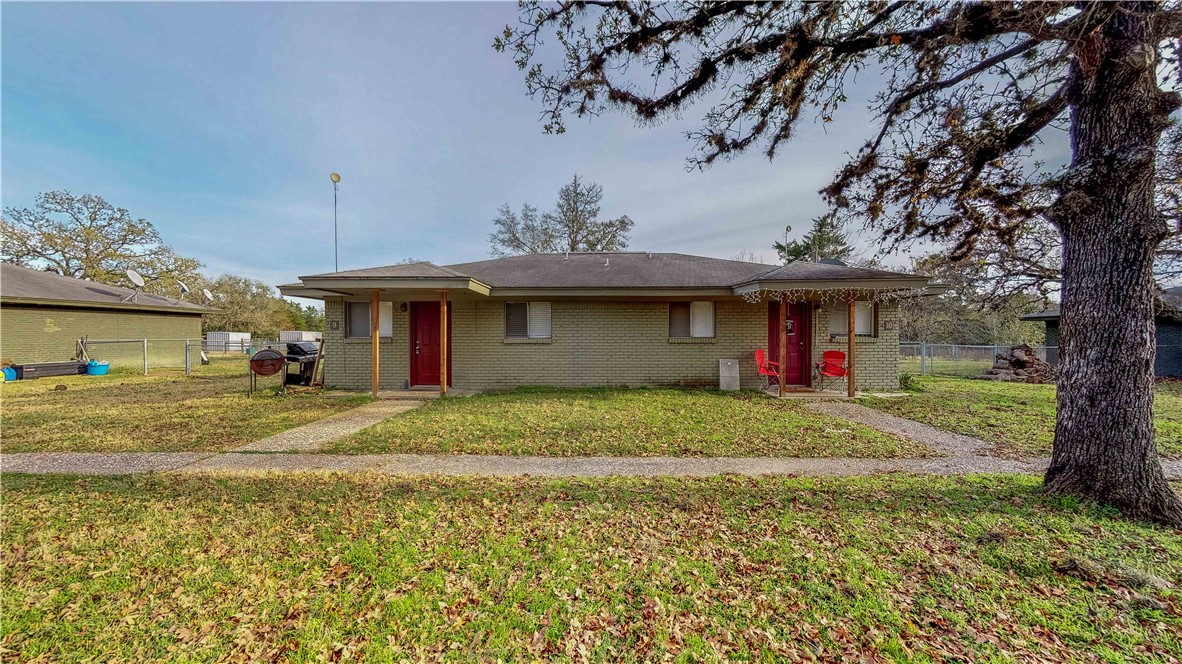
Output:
[330,172,341,272]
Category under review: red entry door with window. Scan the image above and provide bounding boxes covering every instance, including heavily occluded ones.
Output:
[768,302,811,386]
[410,302,451,386]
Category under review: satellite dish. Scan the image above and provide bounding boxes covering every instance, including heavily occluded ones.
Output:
[121,269,146,303]
[330,172,341,184]
[203,288,215,304]
[177,280,190,295]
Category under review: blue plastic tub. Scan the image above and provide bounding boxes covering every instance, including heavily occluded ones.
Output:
[86,360,111,376]
[1,367,15,382]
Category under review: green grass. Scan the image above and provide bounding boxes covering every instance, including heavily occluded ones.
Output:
[326,387,932,458]
[3,473,1180,662]
[0,357,371,453]
[861,376,1182,458]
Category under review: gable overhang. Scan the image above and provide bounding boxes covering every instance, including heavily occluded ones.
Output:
[486,287,737,299]
[283,277,492,299]
[732,277,936,296]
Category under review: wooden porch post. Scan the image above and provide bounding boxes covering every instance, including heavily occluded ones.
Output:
[439,290,448,397]
[847,294,856,397]
[371,289,380,398]
[778,297,787,397]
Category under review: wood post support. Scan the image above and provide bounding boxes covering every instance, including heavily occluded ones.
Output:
[439,290,448,397]
[778,297,787,397]
[847,295,856,397]
[371,289,380,398]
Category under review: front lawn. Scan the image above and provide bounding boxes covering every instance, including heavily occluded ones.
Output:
[0,358,370,453]
[861,376,1182,458]
[326,387,932,458]
[3,473,1180,661]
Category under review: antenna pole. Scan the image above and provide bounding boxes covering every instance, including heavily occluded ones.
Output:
[333,181,339,272]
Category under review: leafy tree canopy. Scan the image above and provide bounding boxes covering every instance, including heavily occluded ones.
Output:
[490,174,634,256]
[497,1,1182,524]
[774,213,858,264]
[900,252,1048,345]
[2,191,203,299]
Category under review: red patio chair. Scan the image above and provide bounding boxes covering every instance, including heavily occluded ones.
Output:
[815,350,848,391]
[755,349,780,390]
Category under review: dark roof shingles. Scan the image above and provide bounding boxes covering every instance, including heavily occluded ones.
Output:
[0,263,208,311]
[442,253,777,289]
[295,253,924,289]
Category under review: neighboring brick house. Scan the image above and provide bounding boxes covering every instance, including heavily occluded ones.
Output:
[0,263,208,368]
[278,253,939,395]
[1023,286,1182,378]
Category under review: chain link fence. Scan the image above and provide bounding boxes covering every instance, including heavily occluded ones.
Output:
[79,337,295,375]
[899,343,1059,377]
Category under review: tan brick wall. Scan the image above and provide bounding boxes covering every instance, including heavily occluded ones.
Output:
[810,300,900,392]
[322,296,901,392]
[0,305,203,368]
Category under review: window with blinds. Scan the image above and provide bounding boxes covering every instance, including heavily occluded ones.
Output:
[505,302,551,338]
[346,301,394,338]
[829,301,876,337]
[669,301,715,338]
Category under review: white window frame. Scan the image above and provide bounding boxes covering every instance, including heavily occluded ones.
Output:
[829,301,876,338]
[346,301,394,338]
[669,301,716,338]
[505,302,552,339]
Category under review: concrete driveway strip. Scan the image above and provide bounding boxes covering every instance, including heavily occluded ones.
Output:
[234,399,423,452]
[0,452,212,475]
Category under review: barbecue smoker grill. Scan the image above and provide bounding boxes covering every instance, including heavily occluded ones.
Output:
[284,342,320,386]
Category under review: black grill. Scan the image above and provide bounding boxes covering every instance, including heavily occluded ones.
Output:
[284,342,321,386]
[285,342,320,361]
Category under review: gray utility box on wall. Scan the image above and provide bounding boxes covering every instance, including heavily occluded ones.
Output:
[718,359,740,391]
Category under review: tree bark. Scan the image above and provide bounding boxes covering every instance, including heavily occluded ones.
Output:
[1044,2,1182,527]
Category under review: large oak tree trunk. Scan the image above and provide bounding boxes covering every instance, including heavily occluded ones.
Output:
[1044,3,1182,527]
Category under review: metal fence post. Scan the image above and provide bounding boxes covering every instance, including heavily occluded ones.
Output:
[185,340,191,376]
[920,342,927,375]
[143,338,149,375]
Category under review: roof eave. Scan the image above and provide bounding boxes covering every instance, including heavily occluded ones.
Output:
[0,295,209,314]
[486,287,738,298]
[294,277,492,296]
[731,277,935,295]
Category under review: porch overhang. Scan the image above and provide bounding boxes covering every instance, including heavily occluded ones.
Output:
[280,277,491,300]
[731,277,937,296]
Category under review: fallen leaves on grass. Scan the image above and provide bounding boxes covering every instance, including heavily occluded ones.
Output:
[3,474,1180,662]
[327,387,932,458]
[861,377,1182,458]
[0,358,370,453]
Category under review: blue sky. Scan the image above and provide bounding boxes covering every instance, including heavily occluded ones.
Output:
[5,2,929,293]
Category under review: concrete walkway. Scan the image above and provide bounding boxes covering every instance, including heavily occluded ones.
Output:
[3,452,1178,478]
[803,401,993,457]
[234,399,424,452]
[4,398,1179,479]
[0,450,1051,476]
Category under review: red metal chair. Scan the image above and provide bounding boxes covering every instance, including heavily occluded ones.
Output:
[815,350,848,391]
[755,349,780,390]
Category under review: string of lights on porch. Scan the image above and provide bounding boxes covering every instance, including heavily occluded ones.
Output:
[740,286,931,305]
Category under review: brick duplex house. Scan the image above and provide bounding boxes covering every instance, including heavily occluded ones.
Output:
[278,253,939,396]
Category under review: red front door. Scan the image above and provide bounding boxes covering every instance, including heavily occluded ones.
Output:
[768,302,810,386]
[410,302,451,386]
